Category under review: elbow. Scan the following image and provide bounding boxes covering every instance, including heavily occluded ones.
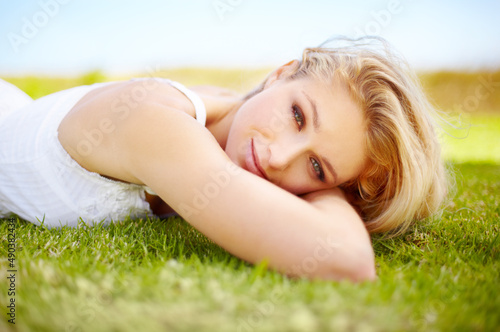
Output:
[339,244,377,282]
[328,253,376,283]
[298,246,377,283]
[348,257,377,282]
[330,234,377,282]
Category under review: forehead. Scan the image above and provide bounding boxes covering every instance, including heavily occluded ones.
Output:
[294,76,368,185]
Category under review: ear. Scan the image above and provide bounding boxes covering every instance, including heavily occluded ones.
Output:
[264,59,300,88]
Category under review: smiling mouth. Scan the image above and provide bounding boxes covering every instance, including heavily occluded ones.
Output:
[249,139,268,180]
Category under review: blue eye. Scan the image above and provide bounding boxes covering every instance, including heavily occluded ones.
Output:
[292,105,304,130]
[310,157,325,182]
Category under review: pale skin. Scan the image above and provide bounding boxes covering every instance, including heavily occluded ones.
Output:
[58,60,376,281]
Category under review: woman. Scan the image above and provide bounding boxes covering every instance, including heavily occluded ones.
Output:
[0,38,448,281]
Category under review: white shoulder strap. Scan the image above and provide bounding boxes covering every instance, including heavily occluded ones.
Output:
[166,80,207,127]
[130,77,207,127]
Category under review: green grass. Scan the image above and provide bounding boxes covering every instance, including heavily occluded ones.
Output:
[1,73,500,331]
[1,161,499,332]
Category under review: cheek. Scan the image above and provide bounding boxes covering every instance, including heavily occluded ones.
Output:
[241,91,284,124]
[225,124,246,163]
[225,91,291,166]
[226,100,274,146]
[278,178,321,196]
[274,165,326,195]
[224,107,259,165]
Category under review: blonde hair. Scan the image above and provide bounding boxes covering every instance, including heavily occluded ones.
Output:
[249,36,449,236]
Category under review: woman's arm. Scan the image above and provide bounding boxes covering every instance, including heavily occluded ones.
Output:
[108,101,375,282]
[67,79,375,282]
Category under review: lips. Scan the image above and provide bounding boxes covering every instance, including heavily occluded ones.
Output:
[246,138,268,180]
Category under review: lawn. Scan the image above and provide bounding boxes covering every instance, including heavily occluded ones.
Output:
[1,72,499,332]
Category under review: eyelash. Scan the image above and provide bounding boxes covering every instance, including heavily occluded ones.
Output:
[292,104,304,130]
[291,104,325,182]
[310,157,325,182]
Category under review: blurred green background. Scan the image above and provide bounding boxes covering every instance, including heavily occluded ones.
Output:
[4,69,500,164]
[1,69,500,332]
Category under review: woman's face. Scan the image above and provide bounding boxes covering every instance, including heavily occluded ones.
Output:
[225,69,367,195]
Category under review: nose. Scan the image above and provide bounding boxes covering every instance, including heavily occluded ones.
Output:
[268,140,308,171]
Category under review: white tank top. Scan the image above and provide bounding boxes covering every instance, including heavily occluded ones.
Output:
[0,78,207,227]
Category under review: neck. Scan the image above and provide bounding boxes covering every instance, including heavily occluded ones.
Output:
[190,86,244,150]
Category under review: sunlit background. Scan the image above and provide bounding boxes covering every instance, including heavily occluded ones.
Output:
[1,0,500,75]
[1,0,499,163]
[1,4,499,331]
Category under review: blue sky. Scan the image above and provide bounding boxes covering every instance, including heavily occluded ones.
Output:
[1,0,499,75]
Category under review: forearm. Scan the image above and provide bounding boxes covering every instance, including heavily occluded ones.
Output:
[122,106,375,281]
[164,162,375,281]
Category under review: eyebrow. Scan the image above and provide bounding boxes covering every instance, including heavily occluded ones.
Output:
[302,90,338,185]
[303,91,320,132]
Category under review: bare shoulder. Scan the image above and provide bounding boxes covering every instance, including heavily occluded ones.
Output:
[62,78,198,126]
[58,78,208,182]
